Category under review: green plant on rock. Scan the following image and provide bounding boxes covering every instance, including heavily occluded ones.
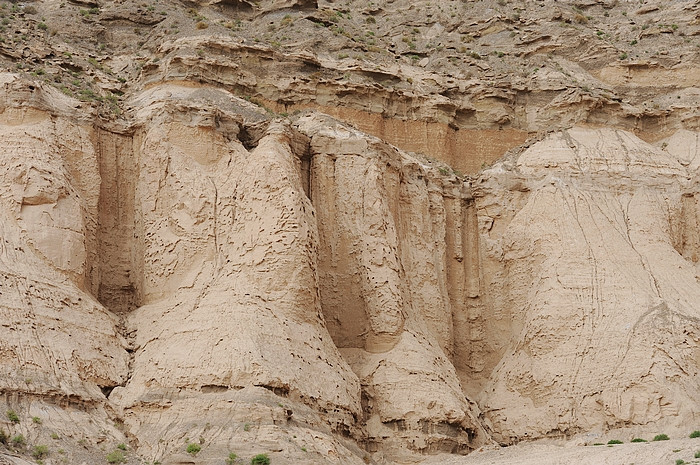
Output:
[653,433,670,441]
[251,453,270,465]
[106,450,126,464]
[226,452,238,465]
[12,434,25,447]
[607,439,623,444]
[7,410,19,423]
[186,443,201,455]
[631,437,647,442]
[33,445,49,459]
[690,430,700,438]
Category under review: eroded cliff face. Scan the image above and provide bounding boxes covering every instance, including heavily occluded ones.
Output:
[2,69,700,464]
[1,0,700,464]
[0,75,494,464]
[471,128,700,442]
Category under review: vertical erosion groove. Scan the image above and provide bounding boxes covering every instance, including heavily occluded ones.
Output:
[95,128,142,314]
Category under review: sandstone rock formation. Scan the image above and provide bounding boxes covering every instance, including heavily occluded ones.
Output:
[473,128,700,442]
[1,0,699,464]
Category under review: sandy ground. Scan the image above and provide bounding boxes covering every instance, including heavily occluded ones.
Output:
[420,438,700,465]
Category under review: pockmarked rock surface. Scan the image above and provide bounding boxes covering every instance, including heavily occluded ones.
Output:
[1,0,700,464]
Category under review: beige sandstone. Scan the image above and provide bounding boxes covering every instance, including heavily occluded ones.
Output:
[0,0,700,464]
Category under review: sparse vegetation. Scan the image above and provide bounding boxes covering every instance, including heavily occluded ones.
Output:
[12,434,25,447]
[186,443,201,455]
[117,443,127,450]
[695,451,700,459]
[7,410,19,423]
[0,429,7,445]
[690,430,700,438]
[607,439,623,445]
[653,434,670,441]
[675,460,685,465]
[32,416,42,424]
[33,445,49,459]
[251,454,271,465]
[226,452,238,465]
[631,438,647,442]
[106,450,126,464]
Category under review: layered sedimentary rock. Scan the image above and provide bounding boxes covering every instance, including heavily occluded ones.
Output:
[0,75,491,464]
[1,61,700,465]
[470,128,700,442]
[0,76,131,451]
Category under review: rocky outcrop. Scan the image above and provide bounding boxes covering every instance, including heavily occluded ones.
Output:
[3,68,700,464]
[471,128,700,442]
[0,76,131,455]
[1,0,700,463]
[0,75,492,464]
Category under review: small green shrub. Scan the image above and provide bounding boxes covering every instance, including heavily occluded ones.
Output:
[33,445,49,459]
[7,410,19,423]
[251,454,270,465]
[226,452,238,465]
[117,443,126,450]
[592,442,604,445]
[607,439,623,444]
[631,438,647,442]
[186,443,201,455]
[50,433,59,440]
[32,416,42,424]
[12,434,25,447]
[690,430,700,438]
[0,429,7,444]
[675,460,685,465]
[653,434,670,441]
[106,450,126,464]
[695,451,700,459]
